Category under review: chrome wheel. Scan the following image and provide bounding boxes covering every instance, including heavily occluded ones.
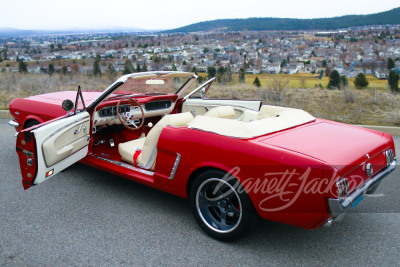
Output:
[196,178,242,233]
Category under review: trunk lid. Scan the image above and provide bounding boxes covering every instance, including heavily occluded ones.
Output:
[253,120,390,189]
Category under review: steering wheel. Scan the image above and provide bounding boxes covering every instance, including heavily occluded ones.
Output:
[116,97,145,130]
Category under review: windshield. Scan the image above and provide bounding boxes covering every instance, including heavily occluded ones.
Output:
[106,74,194,99]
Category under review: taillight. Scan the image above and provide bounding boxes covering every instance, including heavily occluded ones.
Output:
[385,149,395,166]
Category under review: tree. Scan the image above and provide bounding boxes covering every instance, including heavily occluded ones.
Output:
[62,65,68,75]
[340,75,348,87]
[142,63,148,72]
[239,68,246,83]
[107,64,116,75]
[18,60,28,73]
[93,59,102,76]
[388,70,399,93]
[123,60,134,74]
[280,59,287,68]
[2,49,7,60]
[388,57,395,70]
[48,63,54,75]
[322,60,327,67]
[207,66,216,79]
[172,64,177,71]
[136,63,141,72]
[253,76,261,87]
[353,73,369,89]
[327,70,341,89]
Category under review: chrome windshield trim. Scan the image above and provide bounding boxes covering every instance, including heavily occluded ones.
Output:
[92,155,154,176]
[168,153,181,180]
[328,159,396,218]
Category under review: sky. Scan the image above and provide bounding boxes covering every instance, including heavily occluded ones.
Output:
[0,0,399,31]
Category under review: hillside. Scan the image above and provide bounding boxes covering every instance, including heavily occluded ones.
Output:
[167,7,400,32]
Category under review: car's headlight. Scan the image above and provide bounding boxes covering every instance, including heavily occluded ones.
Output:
[337,178,349,201]
[385,149,395,166]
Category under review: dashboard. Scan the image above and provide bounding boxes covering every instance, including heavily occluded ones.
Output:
[93,99,174,127]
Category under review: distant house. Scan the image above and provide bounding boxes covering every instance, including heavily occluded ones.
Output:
[282,65,298,74]
[374,70,390,79]
[264,63,281,74]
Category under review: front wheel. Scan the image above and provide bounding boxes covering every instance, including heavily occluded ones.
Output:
[189,170,257,241]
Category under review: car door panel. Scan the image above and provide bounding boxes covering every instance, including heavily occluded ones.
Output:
[16,112,91,189]
[42,118,90,167]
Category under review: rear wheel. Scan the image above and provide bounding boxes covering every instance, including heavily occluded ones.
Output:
[189,170,257,241]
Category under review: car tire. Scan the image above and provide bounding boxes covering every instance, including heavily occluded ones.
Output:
[24,120,40,129]
[189,170,257,241]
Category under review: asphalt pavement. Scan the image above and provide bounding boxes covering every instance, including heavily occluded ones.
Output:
[1,119,399,266]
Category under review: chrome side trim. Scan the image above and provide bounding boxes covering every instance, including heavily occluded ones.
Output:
[92,155,154,176]
[168,153,181,180]
[328,159,396,218]
[8,120,19,127]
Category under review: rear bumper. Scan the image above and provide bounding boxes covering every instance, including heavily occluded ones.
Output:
[326,159,396,223]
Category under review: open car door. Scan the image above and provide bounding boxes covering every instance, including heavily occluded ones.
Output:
[16,111,91,190]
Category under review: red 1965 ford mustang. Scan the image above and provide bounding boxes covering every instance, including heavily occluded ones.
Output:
[8,71,396,241]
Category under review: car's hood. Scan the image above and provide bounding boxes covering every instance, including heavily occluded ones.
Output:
[252,120,390,172]
[26,91,102,106]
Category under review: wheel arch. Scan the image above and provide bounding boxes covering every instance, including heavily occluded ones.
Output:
[23,115,44,129]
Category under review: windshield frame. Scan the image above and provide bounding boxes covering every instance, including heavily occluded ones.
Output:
[87,71,197,112]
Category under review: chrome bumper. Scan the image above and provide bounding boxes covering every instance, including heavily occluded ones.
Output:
[327,159,396,222]
[8,119,19,127]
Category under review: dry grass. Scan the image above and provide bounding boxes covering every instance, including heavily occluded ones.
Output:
[1,72,400,126]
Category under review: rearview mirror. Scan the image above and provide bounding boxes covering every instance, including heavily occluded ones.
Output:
[62,99,74,111]
[146,80,165,85]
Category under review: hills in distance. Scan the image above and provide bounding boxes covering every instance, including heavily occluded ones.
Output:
[168,7,400,32]
[1,7,400,37]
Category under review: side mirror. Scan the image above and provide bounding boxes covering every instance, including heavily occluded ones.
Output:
[62,99,74,112]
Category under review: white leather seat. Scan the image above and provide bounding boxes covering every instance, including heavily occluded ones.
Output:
[118,112,194,170]
[203,106,236,119]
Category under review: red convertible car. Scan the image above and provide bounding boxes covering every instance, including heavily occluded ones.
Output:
[9,71,397,241]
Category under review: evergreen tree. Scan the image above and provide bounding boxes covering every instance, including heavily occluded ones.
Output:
[322,60,327,67]
[327,69,341,89]
[207,66,216,79]
[123,60,134,74]
[353,73,369,89]
[48,63,55,75]
[388,57,395,70]
[18,60,28,73]
[239,68,246,83]
[142,63,148,72]
[253,76,261,87]
[388,70,399,93]
[136,63,141,72]
[172,64,177,71]
[93,59,102,76]
[107,64,116,76]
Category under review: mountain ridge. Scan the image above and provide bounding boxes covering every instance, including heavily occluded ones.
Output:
[166,7,400,32]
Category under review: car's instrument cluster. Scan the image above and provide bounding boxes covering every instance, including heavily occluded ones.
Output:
[98,104,132,117]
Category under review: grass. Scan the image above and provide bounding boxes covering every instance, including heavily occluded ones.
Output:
[1,72,400,126]
[245,73,389,90]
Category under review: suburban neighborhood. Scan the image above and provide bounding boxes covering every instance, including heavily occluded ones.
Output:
[1,24,400,80]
